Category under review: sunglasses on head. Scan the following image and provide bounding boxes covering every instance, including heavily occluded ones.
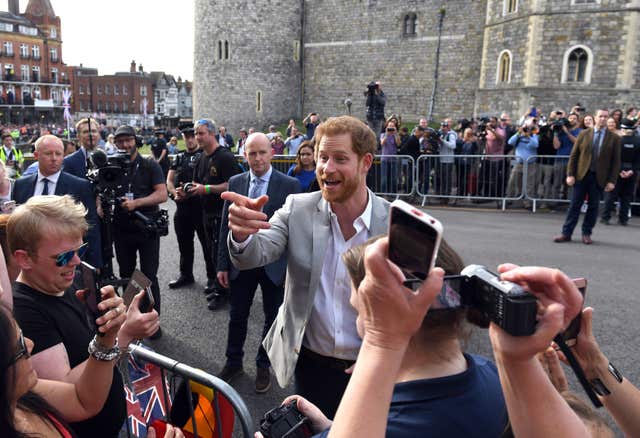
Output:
[9,329,30,366]
[52,242,88,267]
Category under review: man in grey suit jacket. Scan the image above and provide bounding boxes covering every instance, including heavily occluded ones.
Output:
[216,133,300,393]
[223,116,389,417]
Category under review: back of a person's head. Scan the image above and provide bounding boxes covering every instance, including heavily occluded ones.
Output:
[342,235,473,342]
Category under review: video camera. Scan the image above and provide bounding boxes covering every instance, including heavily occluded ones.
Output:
[365,81,379,95]
[259,400,313,438]
[552,117,570,131]
[87,149,131,191]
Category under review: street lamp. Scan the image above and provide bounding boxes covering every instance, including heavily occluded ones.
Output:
[344,95,352,115]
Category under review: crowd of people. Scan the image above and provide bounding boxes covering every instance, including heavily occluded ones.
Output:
[0,102,638,438]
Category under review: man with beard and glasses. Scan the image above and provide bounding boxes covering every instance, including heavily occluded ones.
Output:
[222,116,389,418]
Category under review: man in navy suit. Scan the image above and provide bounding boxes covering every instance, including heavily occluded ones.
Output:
[63,118,102,179]
[13,135,102,268]
[217,132,300,392]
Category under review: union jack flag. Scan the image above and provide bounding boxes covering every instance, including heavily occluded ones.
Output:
[122,346,172,437]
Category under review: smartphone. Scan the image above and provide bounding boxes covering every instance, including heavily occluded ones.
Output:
[123,269,155,313]
[561,278,587,346]
[388,200,443,281]
[81,261,102,332]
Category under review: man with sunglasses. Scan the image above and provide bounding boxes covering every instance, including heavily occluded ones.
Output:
[13,134,103,269]
[112,125,167,333]
[10,195,159,438]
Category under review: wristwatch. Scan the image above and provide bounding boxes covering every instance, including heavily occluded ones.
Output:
[88,336,120,361]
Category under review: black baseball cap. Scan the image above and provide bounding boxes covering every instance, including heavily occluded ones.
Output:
[114,125,136,139]
[620,118,635,130]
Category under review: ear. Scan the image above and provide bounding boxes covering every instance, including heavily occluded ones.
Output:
[360,153,373,173]
[33,150,39,160]
[13,249,34,271]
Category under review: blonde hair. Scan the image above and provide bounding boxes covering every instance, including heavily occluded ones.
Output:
[8,195,88,255]
[75,118,99,132]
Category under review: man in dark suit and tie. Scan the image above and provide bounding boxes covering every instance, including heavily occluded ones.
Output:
[554,109,621,244]
[216,132,301,393]
[63,118,102,179]
[13,135,102,268]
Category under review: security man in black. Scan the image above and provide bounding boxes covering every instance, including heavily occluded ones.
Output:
[188,118,241,310]
[601,118,640,225]
[112,125,168,337]
[166,127,216,289]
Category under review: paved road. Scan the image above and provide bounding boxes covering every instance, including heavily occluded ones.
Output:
[139,201,639,435]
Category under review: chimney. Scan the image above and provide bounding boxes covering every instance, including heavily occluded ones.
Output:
[130,60,136,73]
[8,0,19,15]
[138,64,144,73]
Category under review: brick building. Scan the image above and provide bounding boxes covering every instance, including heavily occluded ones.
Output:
[71,60,155,128]
[0,0,71,124]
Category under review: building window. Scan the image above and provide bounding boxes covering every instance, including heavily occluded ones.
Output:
[256,90,262,113]
[403,13,417,36]
[140,85,147,96]
[19,44,28,58]
[105,84,111,95]
[496,50,512,84]
[51,68,58,83]
[113,102,119,112]
[105,102,110,112]
[31,66,39,82]
[4,64,14,81]
[123,102,128,112]
[49,47,58,62]
[97,85,103,95]
[3,42,13,57]
[18,25,37,36]
[114,84,119,95]
[79,85,84,95]
[33,86,40,99]
[562,45,593,84]
[0,23,13,32]
[218,41,223,60]
[503,0,518,15]
[51,89,59,104]
[122,85,128,95]
[293,40,300,62]
[20,65,29,81]
[50,27,57,39]
[224,40,229,59]
[31,45,40,59]
[97,102,102,111]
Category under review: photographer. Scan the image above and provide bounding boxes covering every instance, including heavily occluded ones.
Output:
[480,116,506,197]
[112,125,167,332]
[365,81,386,137]
[506,121,539,209]
[166,127,215,290]
[435,119,456,203]
[552,112,582,202]
[536,112,560,206]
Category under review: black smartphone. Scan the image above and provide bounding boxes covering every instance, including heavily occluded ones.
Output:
[81,261,102,332]
[388,200,443,281]
[561,278,587,346]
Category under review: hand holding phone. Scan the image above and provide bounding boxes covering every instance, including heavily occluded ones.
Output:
[388,200,443,282]
[123,269,155,313]
[81,261,102,332]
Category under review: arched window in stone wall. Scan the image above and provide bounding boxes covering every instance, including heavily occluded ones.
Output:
[403,13,417,36]
[496,50,512,84]
[562,45,593,84]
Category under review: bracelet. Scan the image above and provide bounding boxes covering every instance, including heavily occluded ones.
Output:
[205,185,212,195]
[88,335,120,361]
[589,362,623,396]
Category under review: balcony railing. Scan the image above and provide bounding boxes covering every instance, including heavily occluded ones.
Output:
[20,53,29,59]
[49,56,59,63]
[32,54,41,61]
[3,51,14,57]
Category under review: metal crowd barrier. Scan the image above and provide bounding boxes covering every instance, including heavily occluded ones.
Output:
[127,343,253,438]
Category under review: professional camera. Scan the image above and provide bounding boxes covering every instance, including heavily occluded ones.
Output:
[259,400,313,438]
[477,117,491,138]
[87,149,131,191]
[440,265,538,336]
[423,127,441,154]
[552,117,570,131]
[365,81,379,95]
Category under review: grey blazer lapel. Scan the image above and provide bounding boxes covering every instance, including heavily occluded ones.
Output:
[309,196,330,304]
[370,192,390,236]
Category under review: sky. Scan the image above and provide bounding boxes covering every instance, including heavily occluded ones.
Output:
[0,0,195,80]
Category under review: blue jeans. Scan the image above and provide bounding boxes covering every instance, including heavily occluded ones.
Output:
[562,171,602,237]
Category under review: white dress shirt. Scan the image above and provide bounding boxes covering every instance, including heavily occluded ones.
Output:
[303,192,373,360]
[36,169,61,196]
